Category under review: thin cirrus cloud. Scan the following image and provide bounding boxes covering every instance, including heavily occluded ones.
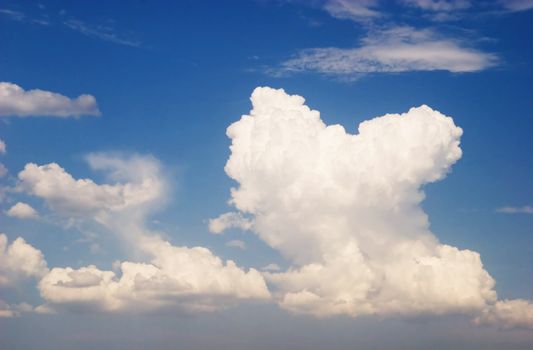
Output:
[273,26,498,80]
[496,205,533,214]
[501,0,533,11]
[16,153,269,313]
[63,19,141,48]
[0,82,100,118]
[322,0,380,22]
[211,86,533,327]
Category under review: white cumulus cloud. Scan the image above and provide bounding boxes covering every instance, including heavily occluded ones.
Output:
[0,233,48,287]
[0,82,100,118]
[6,202,38,219]
[18,154,269,313]
[0,138,5,154]
[217,86,532,328]
[275,26,497,79]
[475,299,533,329]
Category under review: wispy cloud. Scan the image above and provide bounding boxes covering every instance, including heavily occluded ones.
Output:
[322,0,380,22]
[63,19,141,47]
[271,26,497,80]
[500,0,533,12]
[0,8,50,25]
[496,205,533,214]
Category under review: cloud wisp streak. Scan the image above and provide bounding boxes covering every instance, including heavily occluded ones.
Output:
[64,19,141,48]
[272,26,497,80]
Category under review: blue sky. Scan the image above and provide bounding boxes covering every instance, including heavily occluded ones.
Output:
[1,1,532,349]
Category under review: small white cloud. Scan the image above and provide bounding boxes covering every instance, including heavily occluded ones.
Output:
[274,26,497,79]
[6,202,38,219]
[0,82,100,118]
[0,163,7,178]
[226,240,246,250]
[323,0,379,22]
[0,138,5,154]
[208,212,253,234]
[496,205,533,214]
[262,263,281,272]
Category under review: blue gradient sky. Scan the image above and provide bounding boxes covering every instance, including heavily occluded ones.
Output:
[1,1,532,349]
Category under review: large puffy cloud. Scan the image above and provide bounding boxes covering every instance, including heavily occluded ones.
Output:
[18,154,269,313]
[0,233,48,287]
[0,82,100,118]
[275,26,497,79]
[213,86,531,327]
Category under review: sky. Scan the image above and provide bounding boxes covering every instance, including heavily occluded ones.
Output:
[0,0,533,349]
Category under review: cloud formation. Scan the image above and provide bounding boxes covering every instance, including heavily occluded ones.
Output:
[64,20,141,47]
[0,233,48,287]
[0,138,5,154]
[496,205,533,214]
[322,0,379,22]
[209,212,253,234]
[18,154,269,313]
[0,82,100,118]
[6,202,38,219]
[275,27,497,79]
[216,86,532,327]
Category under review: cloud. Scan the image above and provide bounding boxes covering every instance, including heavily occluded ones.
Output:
[273,26,497,79]
[322,0,379,22]
[208,212,253,234]
[226,240,247,250]
[496,205,533,214]
[39,237,269,313]
[6,202,38,219]
[262,263,281,272]
[18,154,269,313]
[0,233,48,287]
[0,164,7,178]
[217,86,532,328]
[0,82,100,118]
[0,138,5,154]
[64,20,141,47]
[17,154,163,220]
[475,299,533,329]
[401,0,471,11]
[501,0,533,11]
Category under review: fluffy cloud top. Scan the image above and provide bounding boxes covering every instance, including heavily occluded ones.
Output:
[0,82,100,118]
[6,202,38,219]
[18,154,269,313]
[0,234,48,287]
[275,27,497,79]
[215,86,532,328]
[39,236,268,313]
